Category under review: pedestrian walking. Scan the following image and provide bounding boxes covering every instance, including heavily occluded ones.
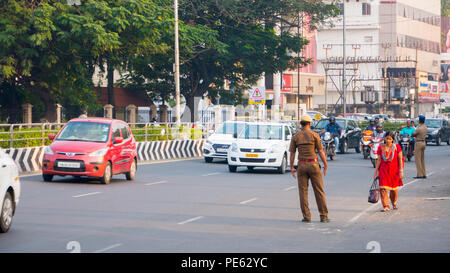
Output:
[289,115,329,223]
[373,131,404,212]
[411,115,427,179]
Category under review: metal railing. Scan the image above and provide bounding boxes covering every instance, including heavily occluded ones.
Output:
[0,122,217,149]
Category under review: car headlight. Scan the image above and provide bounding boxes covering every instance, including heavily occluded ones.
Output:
[231,143,238,152]
[206,139,213,145]
[89,148,109,157]
[44,146,54,155]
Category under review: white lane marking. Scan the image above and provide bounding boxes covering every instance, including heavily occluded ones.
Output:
[93,243,123,253]
[239,198,258,205]
[283,186,296,191]
[202,172,221,177]
[72,192,101,198]
[425,197,450,201]
[145,180,167,186]
[177,216,204,225]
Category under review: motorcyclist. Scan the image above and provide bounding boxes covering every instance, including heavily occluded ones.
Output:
[373,124,386,139]
[320,116,342,154]
[400,120,416,151]
[364,118,377,132]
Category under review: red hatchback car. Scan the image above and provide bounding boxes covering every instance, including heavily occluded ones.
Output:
[42,117,137,184]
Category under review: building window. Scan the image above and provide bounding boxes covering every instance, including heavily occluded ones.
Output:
[362,3,371,15]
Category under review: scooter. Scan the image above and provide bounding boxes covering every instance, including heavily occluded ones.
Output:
[369,137,383,168]
[361,130,373,159]
[321,132,336,160]
[399,133,414,162]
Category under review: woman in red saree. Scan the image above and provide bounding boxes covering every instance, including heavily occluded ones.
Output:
[374,132,404,212]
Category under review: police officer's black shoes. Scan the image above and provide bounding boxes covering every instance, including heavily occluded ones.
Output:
[413,176,427,179]
[320,217,330,223]
[301,218,311,223]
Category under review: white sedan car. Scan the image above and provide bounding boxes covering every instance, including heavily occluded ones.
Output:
[0,149,21,233]
[203,121,247,163]
[227,122,296,174]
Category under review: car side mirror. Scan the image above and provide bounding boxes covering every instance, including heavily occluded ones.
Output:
[286,135,292,141]
[48,133,55,140]
[114,137,123,144]
[233,133,238,139]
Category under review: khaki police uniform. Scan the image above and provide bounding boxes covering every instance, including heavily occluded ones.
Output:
[289,127,328,221]
[411,123,427,177]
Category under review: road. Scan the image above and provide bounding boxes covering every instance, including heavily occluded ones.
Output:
[1,144,449,253]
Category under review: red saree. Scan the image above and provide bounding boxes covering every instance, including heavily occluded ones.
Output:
[377,143,403,190]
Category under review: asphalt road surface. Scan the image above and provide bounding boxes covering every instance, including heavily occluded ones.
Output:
[1,144,449,253]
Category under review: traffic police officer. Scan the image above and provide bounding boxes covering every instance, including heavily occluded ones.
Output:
[289,115,329,223]
[411,115,427,178]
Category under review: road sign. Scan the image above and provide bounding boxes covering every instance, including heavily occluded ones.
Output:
[315,113,322,121]
[249,87,266,105]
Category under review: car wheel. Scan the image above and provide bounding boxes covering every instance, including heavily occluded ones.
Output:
[355,143,361,153]
[436,136,441,146]
[0,192,14,233]
[42,174,53,182]
[228,165,237,173]
[204,157,213,163]
[100,162,112,184]
[447,138,450,145]
[247,166,255,172]
[340,140,348,154]
[278,155,287,174]
[125,159,137,181]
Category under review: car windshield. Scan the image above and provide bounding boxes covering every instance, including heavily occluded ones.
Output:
[239,124,283,140]
[216,122,246,135]
[314,119,346,129]
[57,122,111,142]
[425,120,441,128]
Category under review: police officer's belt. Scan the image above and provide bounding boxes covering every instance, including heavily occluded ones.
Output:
[415,140,425,142]
[298,158,318,162]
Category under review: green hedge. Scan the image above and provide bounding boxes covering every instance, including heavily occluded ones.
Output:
[0,125,205,149]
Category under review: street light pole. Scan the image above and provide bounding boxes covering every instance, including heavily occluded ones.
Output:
[342,0,347,118]
[174,0,181,125]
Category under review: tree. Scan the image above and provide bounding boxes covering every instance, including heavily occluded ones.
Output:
[0,0,174,122]
[122,0,339,121]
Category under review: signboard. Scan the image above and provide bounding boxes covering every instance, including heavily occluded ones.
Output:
[441,93,450,107]
[417,71,428,93]
[442,17,450,54]
[249,87,266,105]
[314,113,322,121]
[281,74,292,93]
[418,92,440,103]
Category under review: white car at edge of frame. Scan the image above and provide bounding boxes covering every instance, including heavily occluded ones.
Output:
[0,149,21,233]
[227,122,297,174]
[203,121,247,163]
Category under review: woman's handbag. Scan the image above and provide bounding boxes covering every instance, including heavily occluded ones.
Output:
[368,177,380,203]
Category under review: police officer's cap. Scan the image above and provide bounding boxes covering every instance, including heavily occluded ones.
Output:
[301,115,313,123]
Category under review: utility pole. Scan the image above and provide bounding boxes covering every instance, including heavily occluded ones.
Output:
[414,46,419,118]
[342,0,347,117]
[323,44,332,116]
[174,0,181,125]
[297,12,303,121]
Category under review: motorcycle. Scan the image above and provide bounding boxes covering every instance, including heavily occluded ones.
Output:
[321,132,336,160]
[361,130,373,159]
[398,133,414,162]
[369,137,383,168]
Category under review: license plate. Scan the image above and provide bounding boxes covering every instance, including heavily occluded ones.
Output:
[245,153,258,158]
[58,162,80,168]
[217,148,228,152]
